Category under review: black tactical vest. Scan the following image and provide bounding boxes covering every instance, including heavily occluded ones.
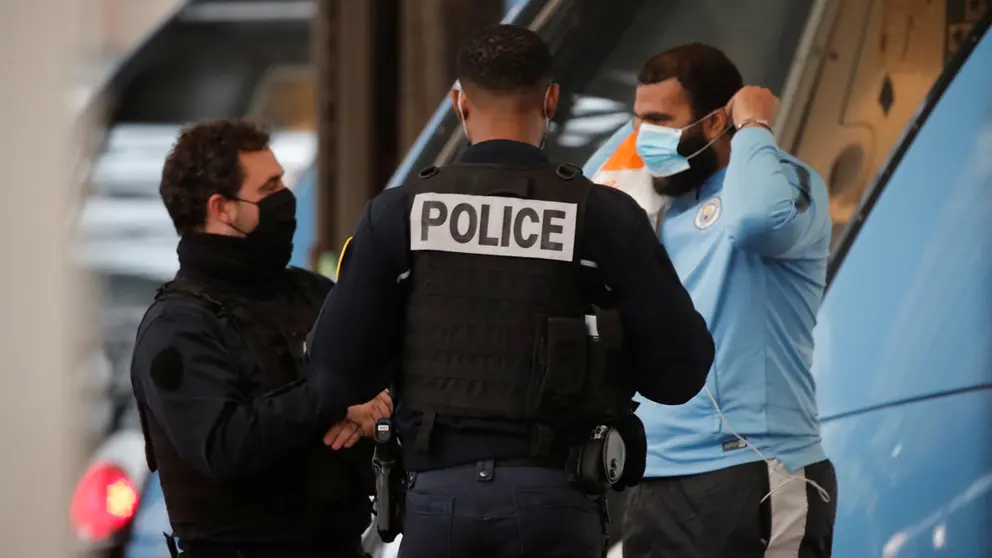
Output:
[137,267,373,539]
[401,163,636,455]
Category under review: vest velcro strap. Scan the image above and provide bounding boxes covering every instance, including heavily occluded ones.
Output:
[530,423,555,457]
[416,410,436,452]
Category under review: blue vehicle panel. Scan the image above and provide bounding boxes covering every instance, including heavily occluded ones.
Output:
[125,471,170,558]
[812,15,992,558]
[822,390,992,557]
[290,165,319,269]
[812,19,992,420]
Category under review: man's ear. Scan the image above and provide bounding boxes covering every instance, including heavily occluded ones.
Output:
[706,108,731,139]
[206,193,231,225]
[545,83,560,120]
[450,89,464,120]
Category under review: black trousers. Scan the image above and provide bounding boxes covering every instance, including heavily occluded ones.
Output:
[398,459,605,558]
[622,459,837,558]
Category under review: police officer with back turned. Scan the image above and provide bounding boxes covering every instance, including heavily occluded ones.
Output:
[130,119,392,558]
[306,25,715,558]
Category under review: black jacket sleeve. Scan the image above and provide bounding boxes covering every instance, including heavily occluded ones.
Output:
[584,185,715,405]
[131,302,346,481]
[305,188,407,407]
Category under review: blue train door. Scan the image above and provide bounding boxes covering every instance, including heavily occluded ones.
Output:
[812,15,991,557]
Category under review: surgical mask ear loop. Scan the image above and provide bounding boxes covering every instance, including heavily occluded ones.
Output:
[682,108,732,161]
[458,91,470,144]
[223,198,251,237]
[703,386,832,504]
[539,85,551,150]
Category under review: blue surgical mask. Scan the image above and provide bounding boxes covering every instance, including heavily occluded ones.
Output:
[635,108,728,177]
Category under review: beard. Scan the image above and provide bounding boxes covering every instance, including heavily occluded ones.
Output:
[652,131,720,198]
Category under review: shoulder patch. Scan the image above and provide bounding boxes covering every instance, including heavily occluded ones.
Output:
[409,192,577,261]
[150,347,184,392]
[336,236,353,279]
[694,196,722,230]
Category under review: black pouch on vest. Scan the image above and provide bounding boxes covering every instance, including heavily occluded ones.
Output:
[591,307,622,349]
[540,317,589,400]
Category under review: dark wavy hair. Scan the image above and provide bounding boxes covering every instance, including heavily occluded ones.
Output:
[159,118,271,235]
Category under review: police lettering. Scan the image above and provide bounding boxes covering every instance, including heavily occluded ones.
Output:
[411,193,577,262]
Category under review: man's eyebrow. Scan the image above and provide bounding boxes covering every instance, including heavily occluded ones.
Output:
[261,172,284,189]
[636,111,674,122]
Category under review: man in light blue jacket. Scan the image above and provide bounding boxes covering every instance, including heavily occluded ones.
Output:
[586,44,838,558]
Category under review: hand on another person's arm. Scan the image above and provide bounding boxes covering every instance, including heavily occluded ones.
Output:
[322,390,393,449]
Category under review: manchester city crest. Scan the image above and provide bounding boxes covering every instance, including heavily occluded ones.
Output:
[694,196,722,230]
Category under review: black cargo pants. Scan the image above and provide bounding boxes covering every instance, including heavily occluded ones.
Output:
[398,459,605,557]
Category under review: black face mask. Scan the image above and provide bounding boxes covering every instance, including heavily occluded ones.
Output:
[237,188,297,271]
[652,129,721,198]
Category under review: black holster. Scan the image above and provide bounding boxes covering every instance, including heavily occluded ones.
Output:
[372,418,406,543]
[568,421,634,556]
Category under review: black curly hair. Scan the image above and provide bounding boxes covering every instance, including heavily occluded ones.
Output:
[159,118,271,236]
[456,24,552,95]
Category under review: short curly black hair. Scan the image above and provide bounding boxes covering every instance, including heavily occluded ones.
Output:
[159,118,271,236]
[456,24,552,94]
[638,43,743,121]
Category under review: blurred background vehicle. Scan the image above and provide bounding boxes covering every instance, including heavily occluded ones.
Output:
[67,0,990,557]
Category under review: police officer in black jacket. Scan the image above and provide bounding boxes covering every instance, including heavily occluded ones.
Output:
[130,119,392,558]
[305,25,715,558]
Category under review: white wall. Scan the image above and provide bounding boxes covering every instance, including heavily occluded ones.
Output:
[0,0,89,554]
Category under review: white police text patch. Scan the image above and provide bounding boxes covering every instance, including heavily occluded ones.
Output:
[410,192,577,262]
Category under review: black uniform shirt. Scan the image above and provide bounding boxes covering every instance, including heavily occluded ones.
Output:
[307,140,715,471]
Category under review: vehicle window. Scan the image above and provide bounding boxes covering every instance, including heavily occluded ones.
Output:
[248,66,317,131]
[787,0,990,247]
[812,21,991,416]
[110,20,311,123]
[248,65,317,132]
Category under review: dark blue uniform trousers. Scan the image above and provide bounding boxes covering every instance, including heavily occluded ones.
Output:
[398,459,604,557]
